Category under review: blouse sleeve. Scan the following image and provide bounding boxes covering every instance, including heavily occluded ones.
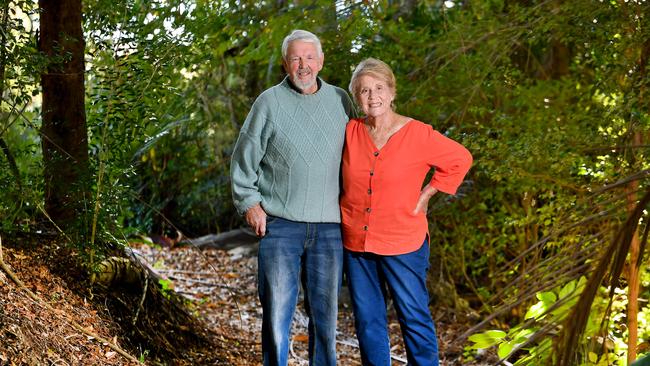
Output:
[425,126,473,195]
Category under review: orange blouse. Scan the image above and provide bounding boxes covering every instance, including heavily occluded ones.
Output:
[340,118,473,255]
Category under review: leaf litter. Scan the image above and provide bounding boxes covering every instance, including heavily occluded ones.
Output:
[130,239,497,365]
[0,232,497,365]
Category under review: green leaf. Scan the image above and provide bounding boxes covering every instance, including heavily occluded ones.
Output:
[159,278,172,291]
[468,330,507,349]
[498,340,514,359]
[558,280,576,299]
[510,327,535,344]
[537,291,557,305]
[525,301,546,320]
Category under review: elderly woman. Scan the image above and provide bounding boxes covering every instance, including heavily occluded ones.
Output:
[341,58,473,365]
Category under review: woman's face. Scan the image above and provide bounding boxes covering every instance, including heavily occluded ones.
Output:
[356,74,395,118]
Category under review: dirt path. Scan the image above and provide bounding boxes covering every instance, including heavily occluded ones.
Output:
[131,238,495,365]
[0,230,496,365]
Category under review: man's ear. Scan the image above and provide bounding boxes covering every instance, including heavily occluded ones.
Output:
[317,53,324,71]
[282,58,289,73]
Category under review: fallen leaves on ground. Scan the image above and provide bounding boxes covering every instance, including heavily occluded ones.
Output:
[0,233,498,365]
[0,244,139,365]
[131,240,498,366]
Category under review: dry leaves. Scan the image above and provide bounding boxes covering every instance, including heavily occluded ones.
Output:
[0,233,496,365]
[131,239,496,366]
[0,245,138,365]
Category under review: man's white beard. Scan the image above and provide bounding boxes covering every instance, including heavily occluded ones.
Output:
[293,77,316,92]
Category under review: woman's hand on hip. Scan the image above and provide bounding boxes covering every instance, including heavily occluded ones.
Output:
[245,204,268,237]
[413,186,438,215]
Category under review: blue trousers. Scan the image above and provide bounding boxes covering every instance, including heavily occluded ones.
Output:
[345,239,439,366]
[258,216,343,366]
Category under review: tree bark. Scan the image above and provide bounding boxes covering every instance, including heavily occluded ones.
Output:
[626,161,641,364]
[626,36,650,366]
[38,0,89,234]
[392,0,418,20]
[540,38,571,80]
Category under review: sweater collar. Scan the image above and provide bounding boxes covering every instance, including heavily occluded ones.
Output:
[282,76,324,96]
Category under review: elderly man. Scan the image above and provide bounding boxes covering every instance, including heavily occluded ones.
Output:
[230,29,354,366]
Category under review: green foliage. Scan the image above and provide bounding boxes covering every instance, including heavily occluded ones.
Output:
[0,1,44,231]
[525,278,586,321]
[466,277,633,365]
[82,0,235,238]
[158,278,173,299]
[138,349,149,363]
[2,0,650,363]
[468,329,507,349]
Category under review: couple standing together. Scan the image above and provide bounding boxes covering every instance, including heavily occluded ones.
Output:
[230,29,473,366]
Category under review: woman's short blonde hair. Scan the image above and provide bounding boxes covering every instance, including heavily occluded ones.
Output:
[348,58,397,108]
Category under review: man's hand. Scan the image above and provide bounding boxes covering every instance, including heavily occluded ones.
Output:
[413,186,438,215]
[245,204,268,237]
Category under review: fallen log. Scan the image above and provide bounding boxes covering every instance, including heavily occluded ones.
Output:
[179,227,259,250]
[90,246,226,363]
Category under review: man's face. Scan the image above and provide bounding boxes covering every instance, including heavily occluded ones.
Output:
[283,40,323,94]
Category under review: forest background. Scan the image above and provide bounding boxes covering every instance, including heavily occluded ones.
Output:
[1,0,650,364]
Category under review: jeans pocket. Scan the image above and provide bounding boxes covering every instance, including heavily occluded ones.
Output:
[264,215,280,236]
[265,215,279,226]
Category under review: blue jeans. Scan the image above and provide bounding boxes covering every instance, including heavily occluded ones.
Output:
[258,216,343,366]
[345,239,439,366]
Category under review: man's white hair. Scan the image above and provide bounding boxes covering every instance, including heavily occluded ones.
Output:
[281,30,323,60]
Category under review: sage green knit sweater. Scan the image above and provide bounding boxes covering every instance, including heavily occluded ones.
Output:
[230,77,354,223]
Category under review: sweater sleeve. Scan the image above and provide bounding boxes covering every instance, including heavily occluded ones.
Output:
[343,90,357,119]
[425,126,473,195]
[333,86,357,120]
[230,95,273,215]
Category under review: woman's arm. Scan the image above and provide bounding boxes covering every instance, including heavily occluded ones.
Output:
[413,185,439,215]
[425,127,473,195]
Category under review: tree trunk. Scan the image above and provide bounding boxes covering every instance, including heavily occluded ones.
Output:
[539,1,570,80]
[626,163,641,364]
[540,38,571,80]
[38,0,89,235]
[392,0,418,20]
[626,36,650,366]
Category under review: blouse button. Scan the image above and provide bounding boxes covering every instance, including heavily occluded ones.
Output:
[369,170,374,176]
[363,225,368,231]
[366,207,371,213]
[373,151,379,157]
[367,189,372,195]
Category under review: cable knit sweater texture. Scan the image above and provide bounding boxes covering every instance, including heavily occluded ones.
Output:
[230,76,354,223]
